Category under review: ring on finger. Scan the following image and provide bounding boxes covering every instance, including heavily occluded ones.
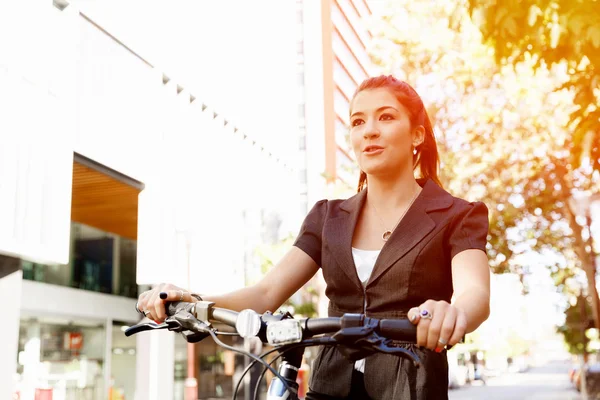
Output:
[179,290,184,301]
[438,338,448,346]
[143,310,151,317]
[135,301,143,314]
[420,309,433,320]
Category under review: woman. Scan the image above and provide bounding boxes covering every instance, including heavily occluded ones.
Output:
[137,75,491,399]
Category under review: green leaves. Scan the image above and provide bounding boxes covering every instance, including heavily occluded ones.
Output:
[468,0,600,171]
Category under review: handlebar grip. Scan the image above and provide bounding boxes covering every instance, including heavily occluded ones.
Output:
[210,307,239,327]
[303,318,342,336]
[378,319,417,341]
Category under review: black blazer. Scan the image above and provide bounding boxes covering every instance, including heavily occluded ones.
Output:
[294,178,489,399]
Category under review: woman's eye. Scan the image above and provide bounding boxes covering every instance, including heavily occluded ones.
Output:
[380,113,394,121]
[351,119,364,127]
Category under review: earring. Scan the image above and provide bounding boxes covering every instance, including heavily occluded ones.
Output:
[413,147,417,155]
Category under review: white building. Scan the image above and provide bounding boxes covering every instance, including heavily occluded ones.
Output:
[1,1,304,399]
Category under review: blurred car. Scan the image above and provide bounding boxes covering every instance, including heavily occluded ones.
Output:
[573,362,600,393]
[473,364,487,385]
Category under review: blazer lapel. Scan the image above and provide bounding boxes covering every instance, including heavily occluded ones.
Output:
[323,189,367,291]
[367,179,454,287]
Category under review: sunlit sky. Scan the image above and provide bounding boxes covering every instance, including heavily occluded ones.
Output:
[77,0,301,167]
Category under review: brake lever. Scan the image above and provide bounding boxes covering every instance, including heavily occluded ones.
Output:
[171,313,213,343]
[124,322,169,336]
[372,338,421,368]
[334,329,422,368]
[125,309,210,337]
[180,330,211,343]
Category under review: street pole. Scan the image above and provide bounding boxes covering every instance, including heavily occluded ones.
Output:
[184,235,198,400]
[580,295,589,400]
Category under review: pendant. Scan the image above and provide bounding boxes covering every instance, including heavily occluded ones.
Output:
[382,230,392,241]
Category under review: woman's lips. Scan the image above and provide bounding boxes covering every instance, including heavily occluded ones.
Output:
[364,145,384,155]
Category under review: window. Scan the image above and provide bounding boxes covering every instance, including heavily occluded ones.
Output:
[298,103,306,119]
[21,222,140,299]
[298,134,306,151]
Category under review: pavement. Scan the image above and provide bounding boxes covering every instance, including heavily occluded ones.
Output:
[449,360,581,400]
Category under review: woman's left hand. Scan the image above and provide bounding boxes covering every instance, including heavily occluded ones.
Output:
[407,300,467,352]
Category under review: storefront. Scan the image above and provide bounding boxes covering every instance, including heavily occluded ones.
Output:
[15,315,107,400]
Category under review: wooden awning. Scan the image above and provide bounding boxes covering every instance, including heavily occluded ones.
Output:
[70,154,144,240]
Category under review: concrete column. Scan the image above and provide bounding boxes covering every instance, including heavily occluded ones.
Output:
[104,318,113,400]
[135,328,175,400]
[0,263,23,400]
[20,320,41,400]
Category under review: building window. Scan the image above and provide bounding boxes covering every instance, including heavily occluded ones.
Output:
[298,103,305,119]
[21,222,140,299]
[299,134,306,151]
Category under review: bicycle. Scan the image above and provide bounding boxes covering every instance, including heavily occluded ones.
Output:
[125,298,426,400]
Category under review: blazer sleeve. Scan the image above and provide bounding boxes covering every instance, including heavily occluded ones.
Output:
[448,201,489,259]
[293,199,328,267]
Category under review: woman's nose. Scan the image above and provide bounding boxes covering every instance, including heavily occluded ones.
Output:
[363,122,380,139]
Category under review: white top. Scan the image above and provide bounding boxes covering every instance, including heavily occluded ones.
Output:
[351,247,381,373]
[352,247,380,284]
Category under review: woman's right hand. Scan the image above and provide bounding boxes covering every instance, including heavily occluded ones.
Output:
[136,283,198,323]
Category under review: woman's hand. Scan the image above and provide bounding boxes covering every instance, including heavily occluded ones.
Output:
[136,283,198,323]
[407,300,467,352]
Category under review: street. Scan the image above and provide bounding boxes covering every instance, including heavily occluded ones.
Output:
[449,360,581,400]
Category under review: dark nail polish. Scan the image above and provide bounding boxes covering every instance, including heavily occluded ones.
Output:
[159,292,168,300]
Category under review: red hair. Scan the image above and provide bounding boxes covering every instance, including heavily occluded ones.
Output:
[352,75,442,192]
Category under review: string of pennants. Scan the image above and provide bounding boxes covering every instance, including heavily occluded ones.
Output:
[167,76,295,174]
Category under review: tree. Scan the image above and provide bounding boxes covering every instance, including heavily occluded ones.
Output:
[466,0,600,328]
[366,0,600,329]
[557,295,594,355]
[466,0,600,174]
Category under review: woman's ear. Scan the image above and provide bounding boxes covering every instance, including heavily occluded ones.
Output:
[412,125,426,148]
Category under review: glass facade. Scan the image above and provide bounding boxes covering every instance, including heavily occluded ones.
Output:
[21,222,141,299]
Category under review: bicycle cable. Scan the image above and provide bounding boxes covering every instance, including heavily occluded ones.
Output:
[252,340,331,400]
[233,344,287,400]
[235,340,326,400]
[208,329,293,395]
[212,331,239,336]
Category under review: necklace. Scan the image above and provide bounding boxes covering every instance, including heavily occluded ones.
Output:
[370,188,420,242]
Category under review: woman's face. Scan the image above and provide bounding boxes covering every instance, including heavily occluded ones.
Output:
[349,88,423,177]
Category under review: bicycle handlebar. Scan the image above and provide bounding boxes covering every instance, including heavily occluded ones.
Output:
[165,300,417,342]
[128,300,426,400]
